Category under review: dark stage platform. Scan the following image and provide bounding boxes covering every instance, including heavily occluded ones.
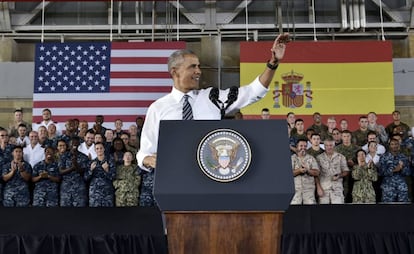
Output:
[0,207,167,254]
[281,204,414,254]
[1,205,414,254]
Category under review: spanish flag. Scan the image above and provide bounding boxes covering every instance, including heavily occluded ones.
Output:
[240,40,394,126]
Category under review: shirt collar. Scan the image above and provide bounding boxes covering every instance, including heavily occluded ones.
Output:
[171,87,196,102]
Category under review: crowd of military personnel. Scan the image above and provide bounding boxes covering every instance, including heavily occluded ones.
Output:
[1,107,413,207]
[282,110,414,204]
[0,108,144,207]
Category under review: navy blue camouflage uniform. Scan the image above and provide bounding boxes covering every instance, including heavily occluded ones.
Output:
[84,156,116,207]
[139,169,156,207]
[2,160,32,207]
[379,152,411,202]
[32,160,60,207]
[59,151,89,207]
[0,144,15,204]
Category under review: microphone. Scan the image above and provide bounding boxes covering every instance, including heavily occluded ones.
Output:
[224,86,239,110]
[209,87,220,110]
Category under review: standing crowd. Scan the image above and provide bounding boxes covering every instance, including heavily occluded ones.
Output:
[2,106,411,207]
[0,108,146,207]
[281,110,414,204]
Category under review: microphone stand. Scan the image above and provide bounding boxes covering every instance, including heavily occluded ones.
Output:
[209,86,239,120]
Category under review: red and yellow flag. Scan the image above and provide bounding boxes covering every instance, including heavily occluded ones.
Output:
[240,40,394,127]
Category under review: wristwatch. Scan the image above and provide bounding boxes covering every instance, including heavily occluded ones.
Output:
[266,60,279,70]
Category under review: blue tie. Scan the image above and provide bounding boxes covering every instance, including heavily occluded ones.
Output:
[182,94,193,120]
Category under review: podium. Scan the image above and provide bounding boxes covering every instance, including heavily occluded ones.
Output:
[154,120,294,254]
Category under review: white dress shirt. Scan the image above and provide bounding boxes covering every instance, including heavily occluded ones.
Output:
[78,142,97,160]
[362,143,386,155]
[33,120,62,136]
[137,76,268,171]
[23,143,45,167]
[16,136,30,147]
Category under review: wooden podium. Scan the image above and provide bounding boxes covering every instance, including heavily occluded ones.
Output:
[155,120,294,254]
[165,211,284,254]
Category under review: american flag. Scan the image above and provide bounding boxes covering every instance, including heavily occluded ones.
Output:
[33,41,186,130]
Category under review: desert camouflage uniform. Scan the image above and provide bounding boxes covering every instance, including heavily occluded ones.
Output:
[113,164,141,206]
[32,160,60,207]
[316,152,349,204]
[290,154,319,204]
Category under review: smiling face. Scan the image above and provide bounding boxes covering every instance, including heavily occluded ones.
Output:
[171,54,201,93]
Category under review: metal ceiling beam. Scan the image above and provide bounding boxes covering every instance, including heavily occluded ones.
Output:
[11,1,51,25]
[11,21,406,32]
[0,2,11,31]
[369,0,405,22]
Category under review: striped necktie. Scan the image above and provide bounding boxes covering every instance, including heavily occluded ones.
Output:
[182,94,193,120]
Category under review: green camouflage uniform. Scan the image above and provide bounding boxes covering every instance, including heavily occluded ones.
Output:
[113,164,141,207]
[335,143,360,203]
[351,164,378,203]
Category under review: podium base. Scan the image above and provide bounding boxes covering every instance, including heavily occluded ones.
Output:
[165,211,283,254]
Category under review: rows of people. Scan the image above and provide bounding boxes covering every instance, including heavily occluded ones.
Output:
[285,110,414,204]
[0,108,147,207]
[2,106,414,207]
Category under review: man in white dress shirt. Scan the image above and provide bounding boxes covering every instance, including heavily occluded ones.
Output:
[23,131,45,168]
[136,33,290,206]
[77,130,97,160]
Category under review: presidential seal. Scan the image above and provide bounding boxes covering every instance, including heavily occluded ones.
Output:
[197,129,251,182]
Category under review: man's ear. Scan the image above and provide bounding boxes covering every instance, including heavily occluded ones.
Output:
[170,68,176,77]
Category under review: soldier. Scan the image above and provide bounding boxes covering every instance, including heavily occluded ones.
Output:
[32,147,61,207]
[15,124,30,147]
[8,109,32,138]
[289,119,307,154]
[113,151,141,207]
[58,119,78,146]
[0,128,14,171]
[352,115,370,147]
[291,139,320,205]
[367,111,388,145]
[317,138,350,204]
[84,142,116,207]
[335,130,360,203]
[306,133,325,199]
[2,146,32,207]
[378,138,411,203]
[59,136,89,207]
[385,110,410,140]
[351,149,378,203]
[307,133,324,158]
[309,112,328,140]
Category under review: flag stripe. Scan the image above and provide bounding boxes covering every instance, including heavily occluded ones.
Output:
[33,116,144,123]
[33,41,186,130]
[110,71,171,78]
[33,100,154,108]
[240,41,392,63]
[33,107,148,115]
[240,41,394,116]
[110,78,172,86]
[33,92,166,101]
[111,57,169,64]
[111,41,185,50]
[110,86,171,93]
[111,64,167,72]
